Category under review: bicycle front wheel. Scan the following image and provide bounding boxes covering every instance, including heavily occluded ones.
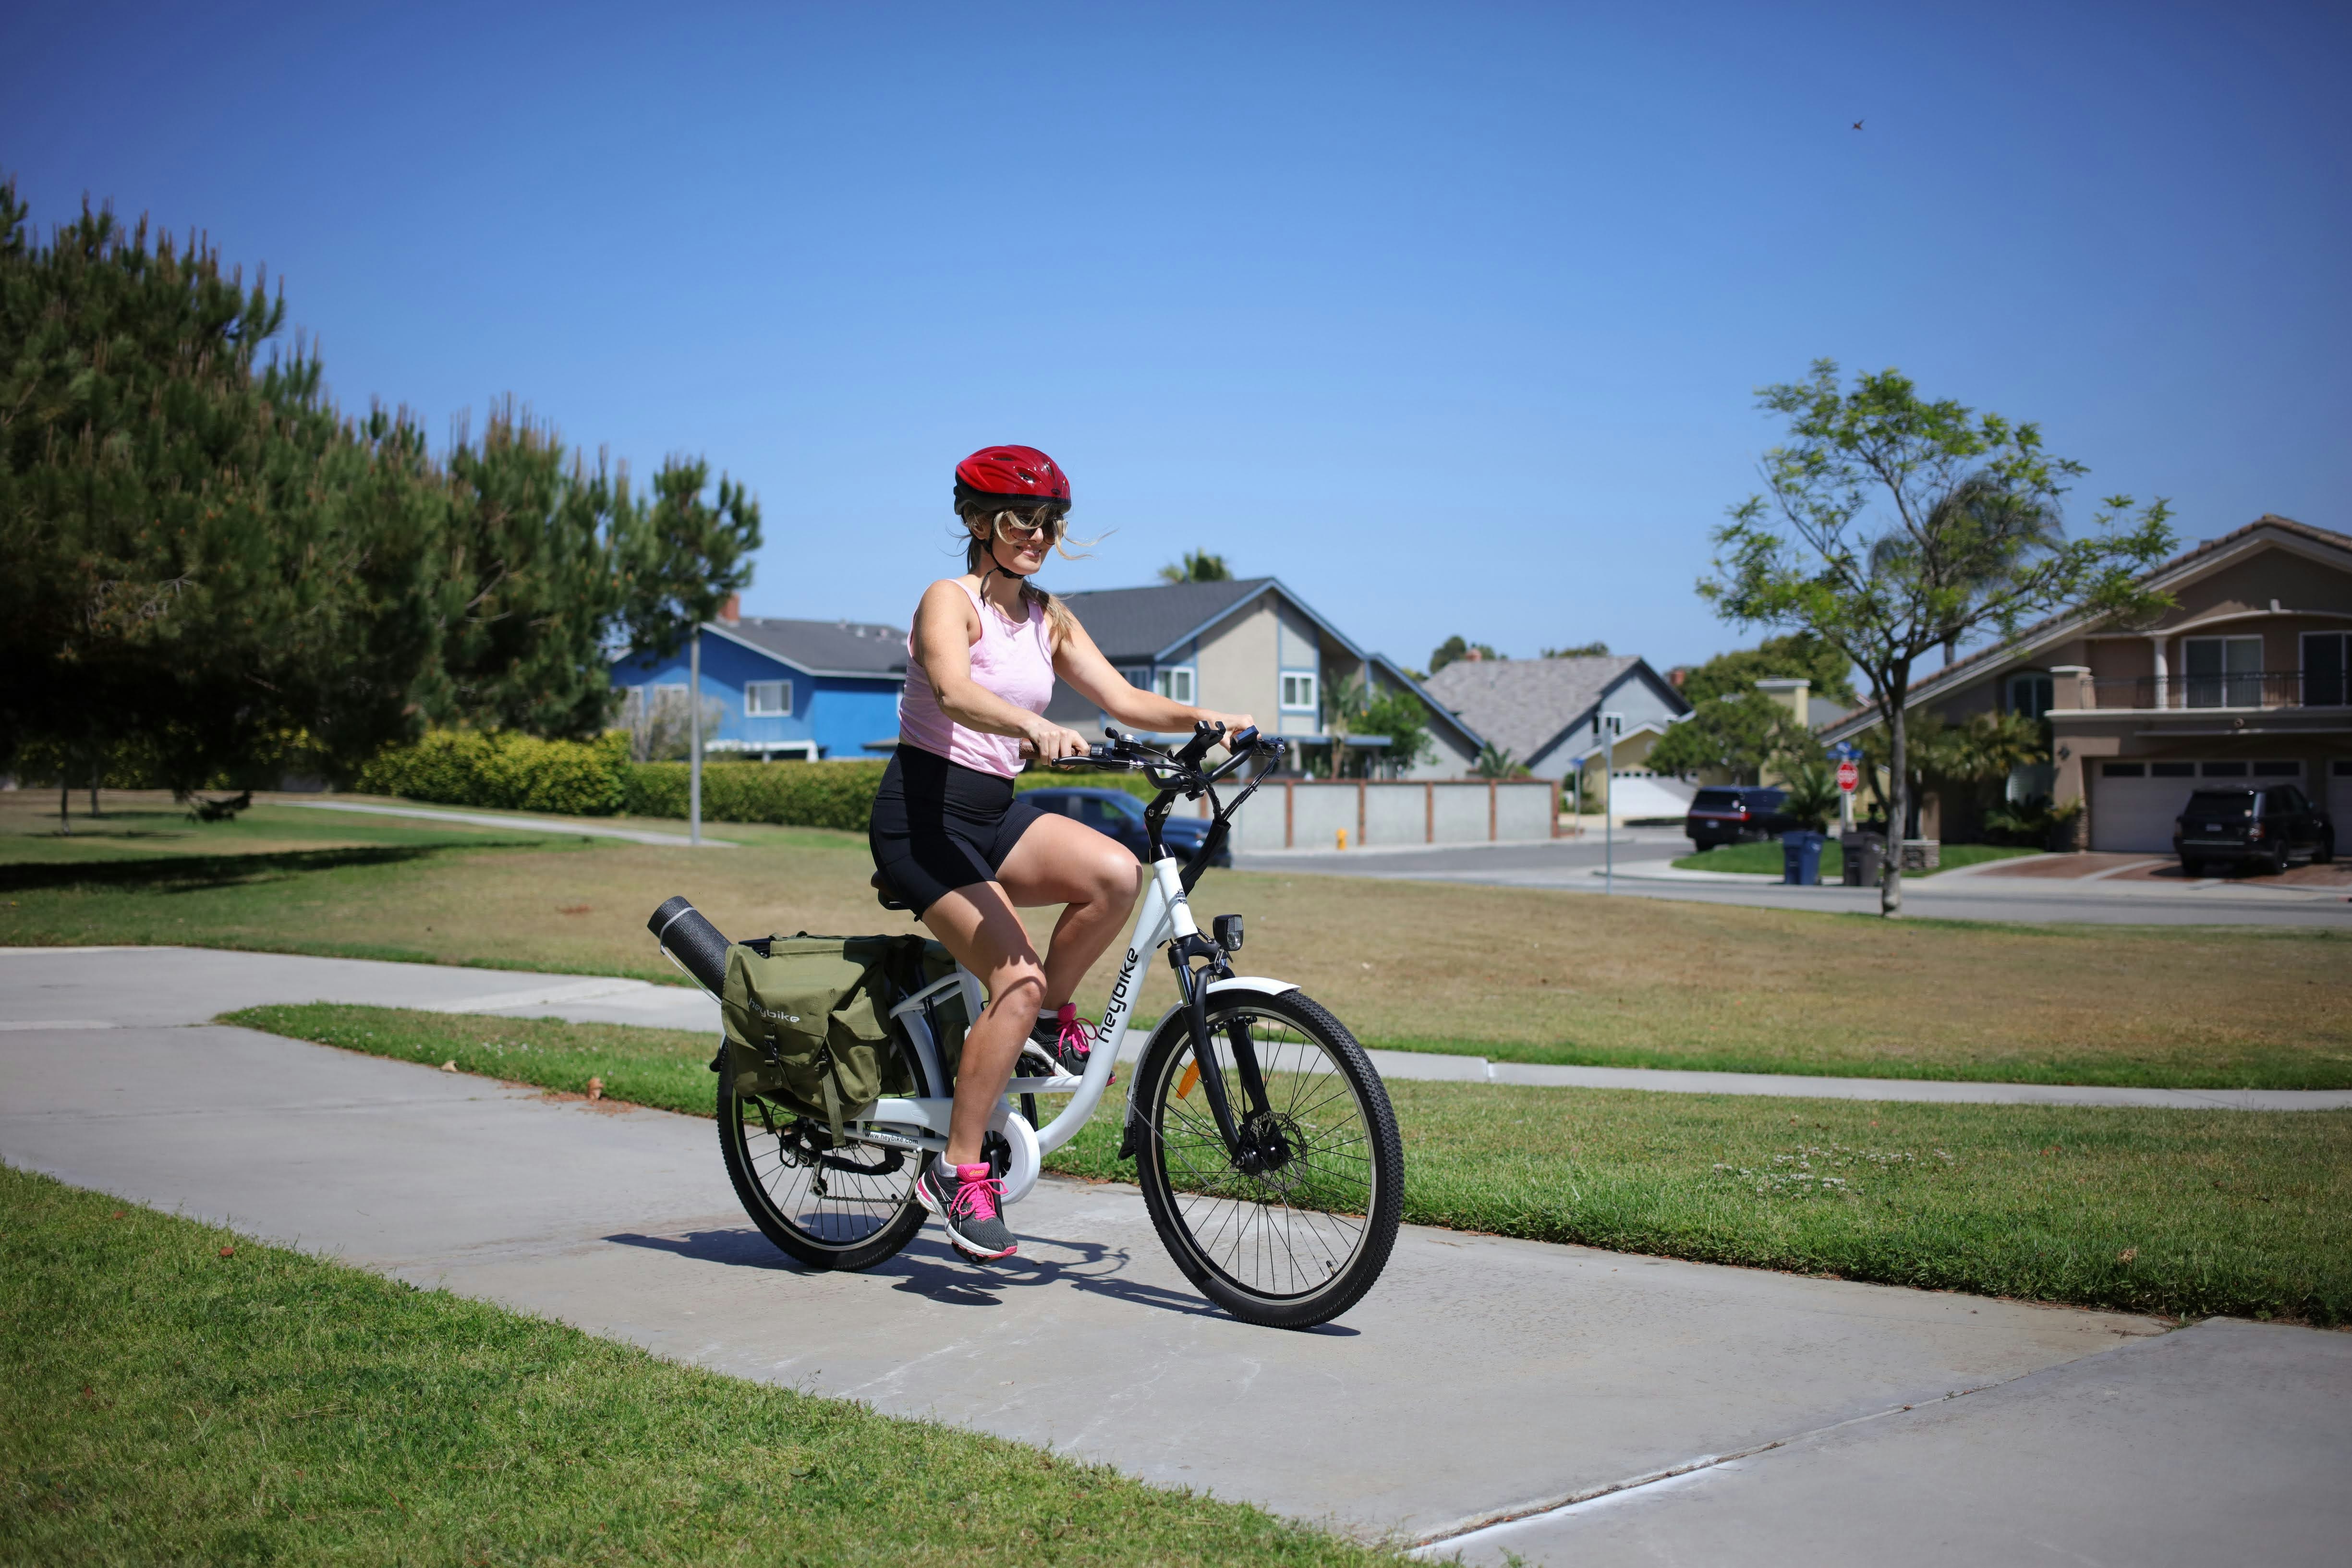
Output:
[1133,989,1404,1328]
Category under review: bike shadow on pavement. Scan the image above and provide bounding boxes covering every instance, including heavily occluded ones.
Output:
[603,1225,1358,1332]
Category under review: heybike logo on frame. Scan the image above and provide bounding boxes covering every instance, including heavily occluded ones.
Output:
[1096,944,1143,1044]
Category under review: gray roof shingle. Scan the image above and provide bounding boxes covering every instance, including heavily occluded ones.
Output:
[1420,656,1645,762]
[1053,578,1273,663]
[715,617,908,676]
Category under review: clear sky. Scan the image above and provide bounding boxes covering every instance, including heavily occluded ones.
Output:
[6,0,2346,674]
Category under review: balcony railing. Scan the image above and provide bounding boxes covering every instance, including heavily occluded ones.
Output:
[2087,671,2349,711]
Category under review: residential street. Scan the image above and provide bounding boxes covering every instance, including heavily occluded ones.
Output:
[1241,834,2352,928]
[2,947,2345,1565]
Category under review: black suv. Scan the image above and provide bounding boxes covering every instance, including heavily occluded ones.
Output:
[1685,786,1797,850]
[2173,785,2336,876]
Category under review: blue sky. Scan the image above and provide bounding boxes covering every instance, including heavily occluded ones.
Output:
[6,0,2346,674]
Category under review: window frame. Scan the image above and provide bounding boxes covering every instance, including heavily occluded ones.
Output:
[1153,666,1196,705]
[1279,670,1319,712]
[2181,635,2264,708]
[2302,630,2350,707]
[742,679,793,717]
[2005,670,2055,720]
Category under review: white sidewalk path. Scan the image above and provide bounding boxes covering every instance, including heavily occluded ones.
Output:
[282,797,736,848]
[5,946,2340,1112]
[1,945,2344,1565]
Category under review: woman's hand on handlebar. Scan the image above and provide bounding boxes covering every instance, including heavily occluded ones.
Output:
[1019,717,1093,765]
[1199,711,1255,744]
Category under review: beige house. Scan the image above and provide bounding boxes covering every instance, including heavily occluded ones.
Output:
[1819,515,2352,852]
[1041,577,1485,778]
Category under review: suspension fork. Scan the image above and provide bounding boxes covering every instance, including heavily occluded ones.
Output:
[1168,934,1272,1162]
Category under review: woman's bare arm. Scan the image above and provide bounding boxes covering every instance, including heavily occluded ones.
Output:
[1053,613,1255,738]
[910,581,1090,759]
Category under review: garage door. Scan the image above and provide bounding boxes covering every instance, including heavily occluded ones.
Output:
[2091,760,2310,854]
[2091,762,2202,852]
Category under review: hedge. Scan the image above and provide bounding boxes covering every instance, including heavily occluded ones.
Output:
[622,760,888,832]
[357,732,1164,830]
[356,730,632,816]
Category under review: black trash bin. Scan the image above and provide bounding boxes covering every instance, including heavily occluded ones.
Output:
[1840,831,1886,887]
[1782,830,1827,886]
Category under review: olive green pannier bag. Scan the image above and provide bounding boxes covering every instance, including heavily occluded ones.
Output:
[719,933,959,1140]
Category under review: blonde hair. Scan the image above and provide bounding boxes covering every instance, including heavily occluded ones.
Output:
[957,502,1091,645]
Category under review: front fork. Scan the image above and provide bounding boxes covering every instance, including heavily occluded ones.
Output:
[1122,929,1275,1169]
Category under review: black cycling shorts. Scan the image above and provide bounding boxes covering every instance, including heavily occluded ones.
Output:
[868,745,1046,917]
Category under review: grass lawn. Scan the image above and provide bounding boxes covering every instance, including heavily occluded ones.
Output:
[226,1005,2352,1325]
[13,788,2351,1088]
[0,1165,1393,1568]
[1669,840,2042,878]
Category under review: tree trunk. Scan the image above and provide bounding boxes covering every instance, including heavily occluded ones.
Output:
[1882,665,1912,917]
[59,778,70,835]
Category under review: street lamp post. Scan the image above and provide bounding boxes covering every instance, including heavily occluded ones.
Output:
[688,626,703,848]
[1600,711,1624,894]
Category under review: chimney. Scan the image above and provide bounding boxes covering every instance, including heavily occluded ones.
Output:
[1464,647,1485,662]
[719,594,741,625]
[1668,667,1687,689]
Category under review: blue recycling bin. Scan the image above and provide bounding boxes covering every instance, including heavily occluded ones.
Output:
[1781,829,1827,886]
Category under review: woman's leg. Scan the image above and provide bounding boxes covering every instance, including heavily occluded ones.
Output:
[917,881,1047,1168]
[993,813,1146,1009]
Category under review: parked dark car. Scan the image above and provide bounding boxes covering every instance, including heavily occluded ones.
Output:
[2173,785,2335,876]
[1685,786,1797,850]
[1022,786,1232,867]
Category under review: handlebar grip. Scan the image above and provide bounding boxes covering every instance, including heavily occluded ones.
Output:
[1228,725,1260,751]
[648,896,731,995]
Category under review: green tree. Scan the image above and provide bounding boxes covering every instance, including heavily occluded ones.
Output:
[1678,632,1855,706]
[621,456,762,660]
[1429,635,1498,674]
[1541,640,1610,658]
[1704,361,2174,915]
[1157,549,1231,583]
[0,186,447,802]
[1471,742,1528,779]
[1648,693,1813,785]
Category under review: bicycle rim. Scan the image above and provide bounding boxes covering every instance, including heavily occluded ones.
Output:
[1141,995,1400,1323]
[720,1084,921,1265]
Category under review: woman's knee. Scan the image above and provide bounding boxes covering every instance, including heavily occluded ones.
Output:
[986,956,1047,1010]
[1085,848,1141,908]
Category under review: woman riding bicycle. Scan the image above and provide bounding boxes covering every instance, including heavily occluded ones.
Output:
[871,445,1253,1263]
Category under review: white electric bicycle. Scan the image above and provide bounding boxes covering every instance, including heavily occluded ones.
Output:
[649,723,1405,1329]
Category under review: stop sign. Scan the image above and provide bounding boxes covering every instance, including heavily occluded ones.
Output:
[1836,759,1860,793]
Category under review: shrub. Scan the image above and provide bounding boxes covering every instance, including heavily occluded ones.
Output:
[622,759,887,831]
[356,730,631,816]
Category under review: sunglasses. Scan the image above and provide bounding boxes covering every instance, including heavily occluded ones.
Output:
[993,512,1065,544]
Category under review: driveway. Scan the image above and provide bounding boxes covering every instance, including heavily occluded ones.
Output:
[1,947,2345,1564]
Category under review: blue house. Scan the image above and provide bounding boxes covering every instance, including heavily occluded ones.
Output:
[609,609,907,761]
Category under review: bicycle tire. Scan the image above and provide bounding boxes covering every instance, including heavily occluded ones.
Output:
[1133,989,1403,1328]
[717,1059,925,1272]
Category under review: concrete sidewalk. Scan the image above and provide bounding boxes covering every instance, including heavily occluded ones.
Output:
[2,948,2348,1563]
[282,798,737,848]
[8,947,2344,1112]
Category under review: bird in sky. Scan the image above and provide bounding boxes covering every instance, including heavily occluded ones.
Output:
[1852,119,1864,130]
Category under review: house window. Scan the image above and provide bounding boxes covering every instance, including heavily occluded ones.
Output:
[2252,760,2301,777]
[2101,763,2144,777]
[1280,672,1318,711]
[2006,672,2054,719]
[2304,632,2350,707]
[1124,668,1152,690]
[1153,667,1195,704]
[2182,636,2263,708]
[744,680,792,717]
[2150,761,2195,777]
[2201,760,2247,777]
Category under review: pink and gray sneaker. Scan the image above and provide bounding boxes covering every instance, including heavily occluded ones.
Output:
[1027,1003,1103,1078]
[918,1159,1017,1262]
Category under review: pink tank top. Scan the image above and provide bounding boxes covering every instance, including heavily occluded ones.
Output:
[898,580,1057,778]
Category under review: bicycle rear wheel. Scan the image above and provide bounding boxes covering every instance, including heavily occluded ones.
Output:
[1133,989,1403,1328]
[718,1062,925,1271]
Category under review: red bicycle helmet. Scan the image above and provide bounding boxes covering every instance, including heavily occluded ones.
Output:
[954,444,1071,510]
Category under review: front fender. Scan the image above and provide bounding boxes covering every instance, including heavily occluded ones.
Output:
[1205,975,1299,998]
[1119,976,1302,1161]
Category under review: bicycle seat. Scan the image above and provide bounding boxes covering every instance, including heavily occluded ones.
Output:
[870,870,911,913]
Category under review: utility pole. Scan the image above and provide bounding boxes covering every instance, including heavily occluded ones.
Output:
[1600,711,1623,894]
[689,626,703,847]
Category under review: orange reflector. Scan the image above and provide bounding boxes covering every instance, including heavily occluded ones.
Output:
[1176,1061,1201,1100]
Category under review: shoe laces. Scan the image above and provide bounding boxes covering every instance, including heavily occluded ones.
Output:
[948,1166,1003,1224]
[1054,1002,1090,1063]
